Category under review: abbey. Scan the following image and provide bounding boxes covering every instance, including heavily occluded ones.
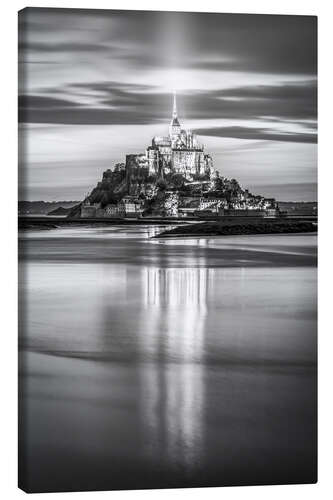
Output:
[78,92,279,219]
[126,92,214,182]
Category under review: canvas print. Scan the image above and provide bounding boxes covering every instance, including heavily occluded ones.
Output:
[18,8,317,493]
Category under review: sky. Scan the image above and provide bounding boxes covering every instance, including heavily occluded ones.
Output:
[18,8,317,201]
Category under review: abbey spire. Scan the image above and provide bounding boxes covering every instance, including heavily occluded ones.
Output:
[172,90,178,119]
[169,90,181,137]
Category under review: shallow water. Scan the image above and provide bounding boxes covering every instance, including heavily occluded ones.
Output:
[18,226,317,492]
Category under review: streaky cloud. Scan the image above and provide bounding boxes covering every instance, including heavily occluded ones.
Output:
[194,126,317,144]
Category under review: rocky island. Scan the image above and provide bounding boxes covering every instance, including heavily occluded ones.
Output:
[68,93,279,221]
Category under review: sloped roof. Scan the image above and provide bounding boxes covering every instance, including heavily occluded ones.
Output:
[171,116,180,127]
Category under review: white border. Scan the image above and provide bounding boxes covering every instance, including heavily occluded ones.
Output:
[1,1,332,499]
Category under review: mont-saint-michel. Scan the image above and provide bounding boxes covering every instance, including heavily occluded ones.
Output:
[19,93,317,236]
[76,92,280,221]
[18,8,317,494]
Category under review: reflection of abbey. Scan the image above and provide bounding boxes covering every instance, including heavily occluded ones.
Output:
[126,92,214,181]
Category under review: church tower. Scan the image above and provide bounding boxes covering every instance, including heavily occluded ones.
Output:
[169,91,181,138]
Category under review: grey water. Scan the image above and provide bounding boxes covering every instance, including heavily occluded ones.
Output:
[18,226,317,492]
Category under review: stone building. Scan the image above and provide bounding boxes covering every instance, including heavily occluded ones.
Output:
[80,199,100,218]
[105,204,125,218]
[125,92,215,184]
[119,196,143,216]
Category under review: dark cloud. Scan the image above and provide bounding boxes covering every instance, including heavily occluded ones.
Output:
[133,13,315,76]
[18,10,317,137]
[80,79,317,123]
[19,41,112,53]
[184,13,317,76]
[19,8,317,76]
[129,13,317,76]
[19,108,162,125]
[181,80,317,122]
[19,95,82,124]
[19,95,80,108]
[18,93,163,125]
[221,80,317,101]
[18,60,66,65]
[193,126,317,144]
[69,81,157,94]
[18,78,317,131]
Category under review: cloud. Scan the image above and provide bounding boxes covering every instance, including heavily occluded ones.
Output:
[69,81,157,95]
[221,80,317,100]
[19,8,317,76]
[19,95,80,108]
[193,125,317,144]
[18,78,317,132]
[18,8,317,201]
[19,95,80,123]
[19,41,112,53]
[183,80,317,122]
[18,93,163,125]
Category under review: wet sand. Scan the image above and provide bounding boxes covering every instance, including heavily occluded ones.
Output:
[19,225,317,268]
[18,226,317,492]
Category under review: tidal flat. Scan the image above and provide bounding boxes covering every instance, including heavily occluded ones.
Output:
[19,226,317,492]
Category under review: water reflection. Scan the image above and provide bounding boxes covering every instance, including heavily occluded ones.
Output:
[140,267,208,468]
[18,228,317,490]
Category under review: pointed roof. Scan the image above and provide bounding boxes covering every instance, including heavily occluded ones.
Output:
[170,91,180,127]
[171,116,180,126]
[172,91,177,118]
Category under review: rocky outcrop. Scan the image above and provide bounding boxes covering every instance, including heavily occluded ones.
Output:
[71,157,277,219]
